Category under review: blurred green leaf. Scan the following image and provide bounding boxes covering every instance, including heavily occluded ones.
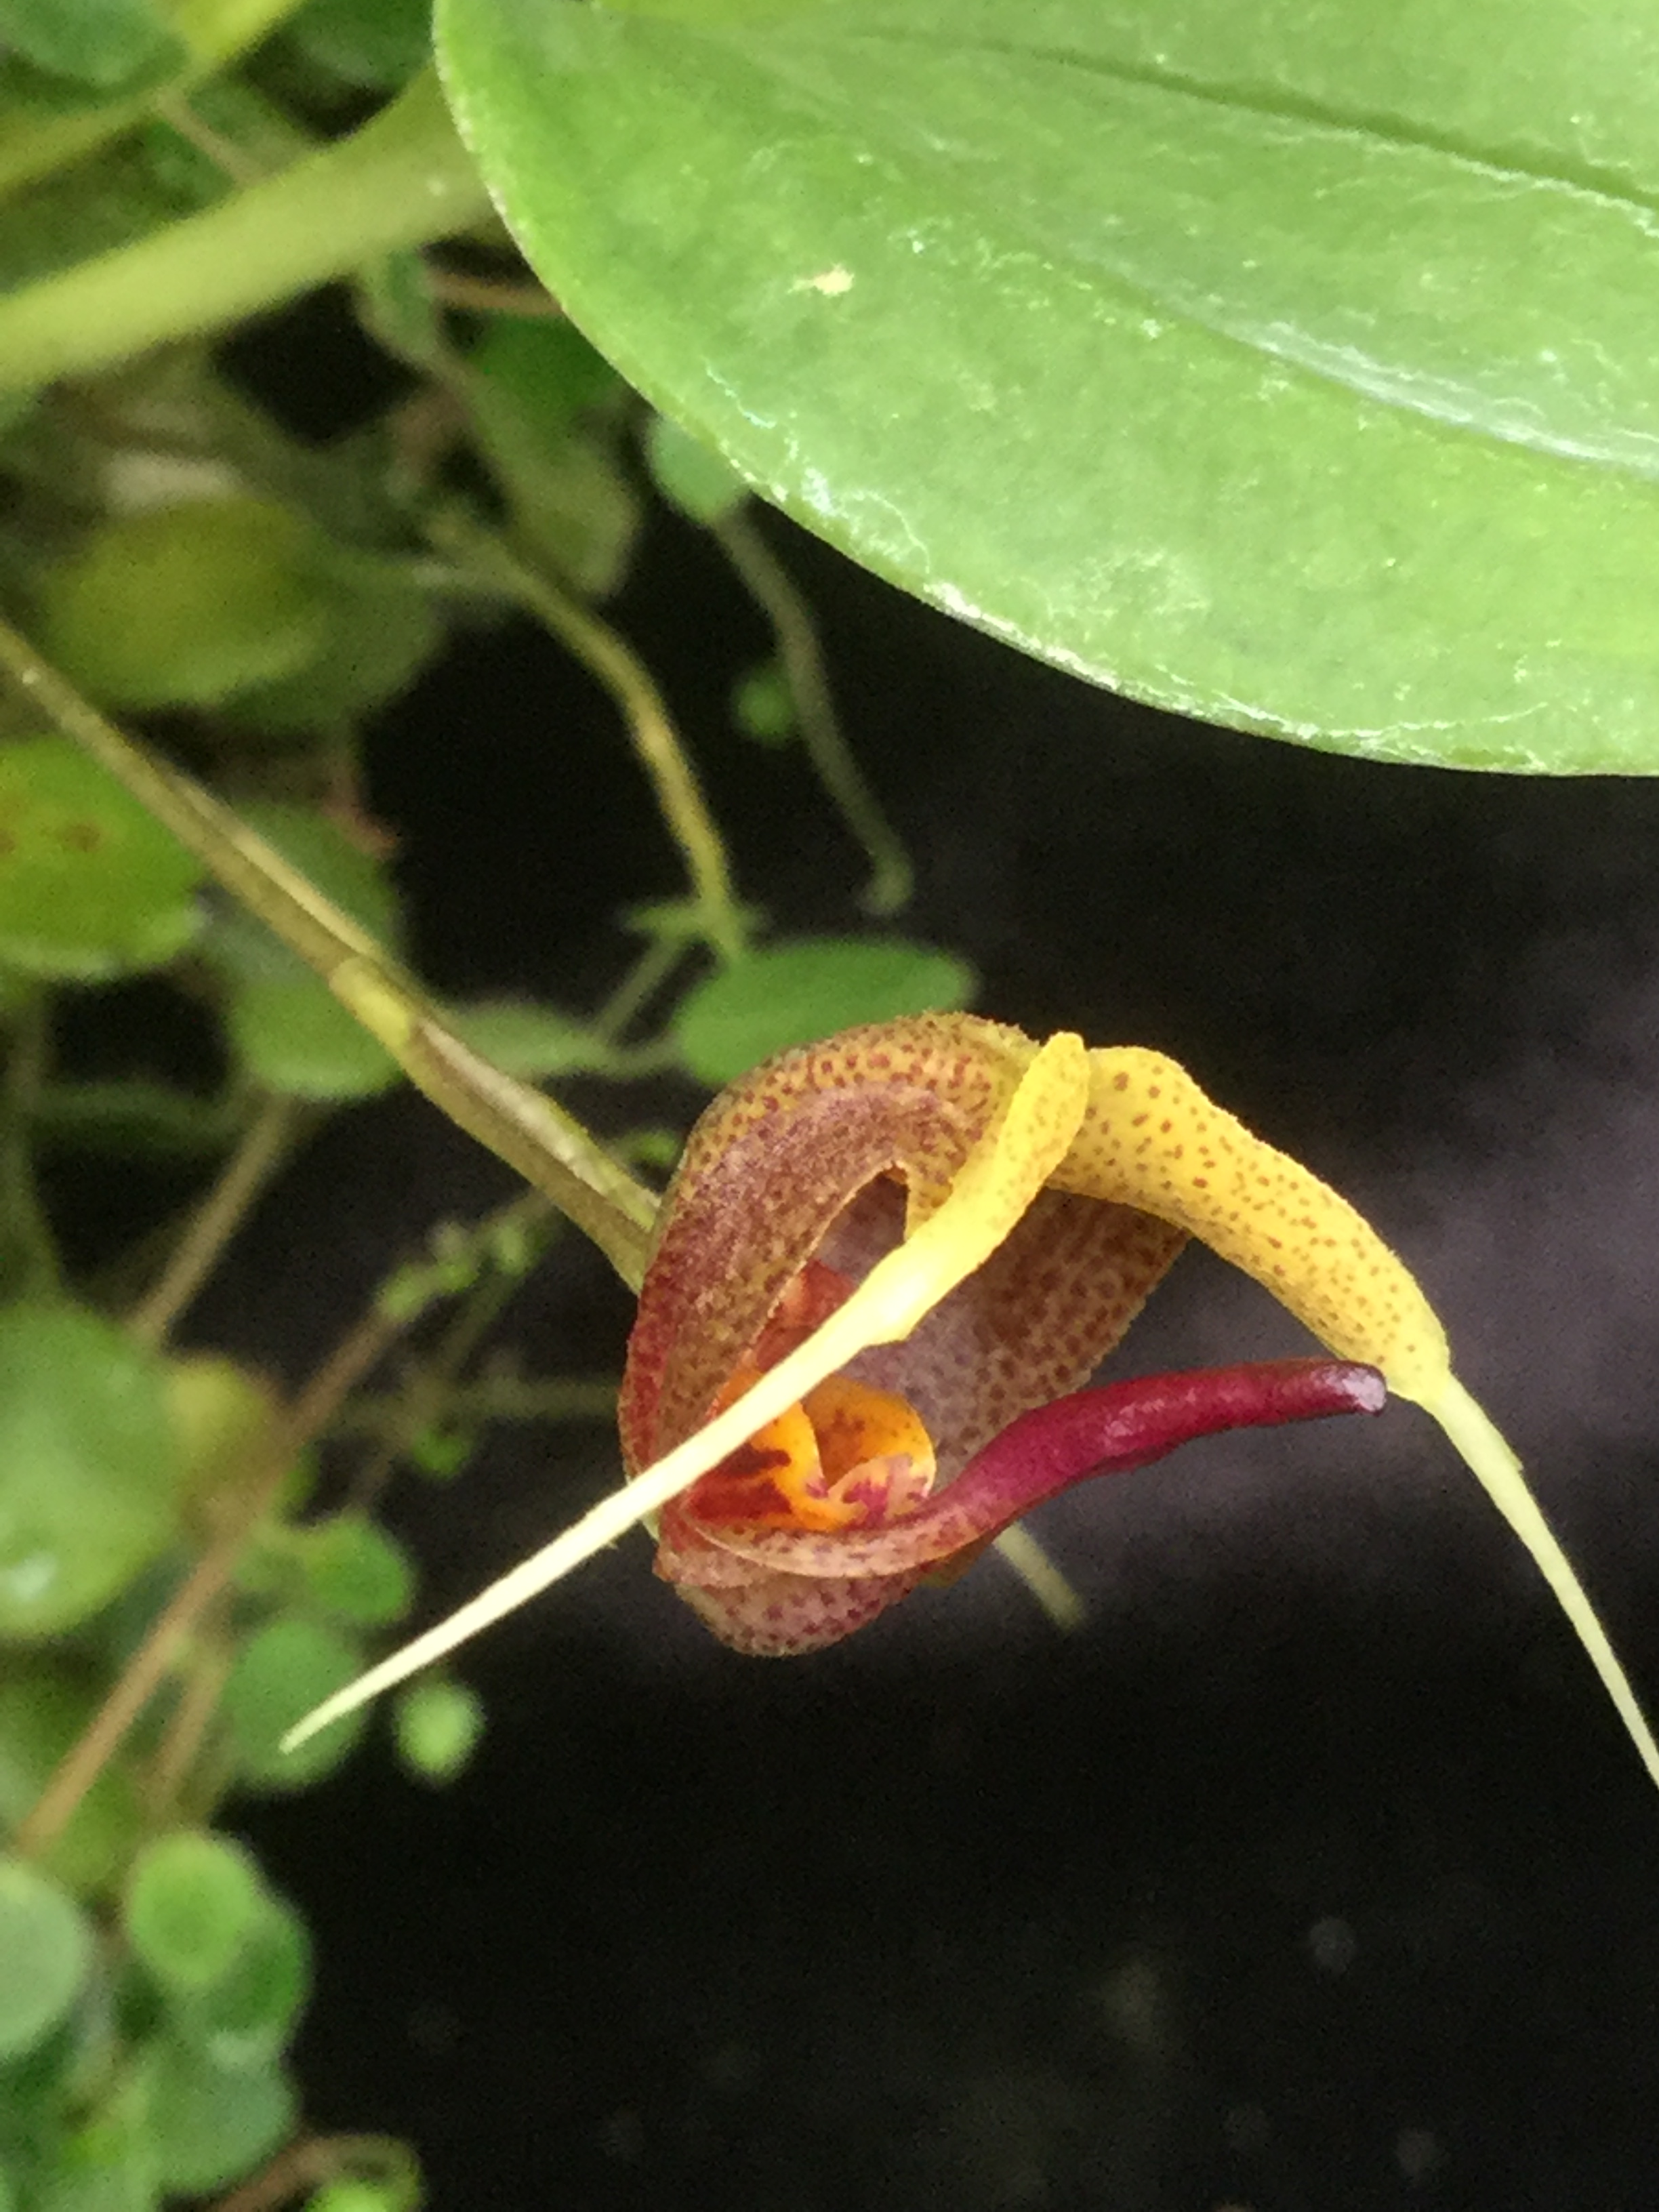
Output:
[392,1675,483,1784]
[0,0,178,89]
[33,501,332,713]
[221,1615,368,1790]
[437,0,1659,771]
[205,803,401,1101]
[672,936,975,1083]
[123,1832,264,1994]
[0,1858,91,2061]
[137,2035,295,2194]
[644,412,745,526]
[465,320,641,595]
[0,1304,180,1640]
[453,998,613,1078]
[0,736,202,980]
[731,658,794,745]
[293,1513,415,1627]
[0,1666,141,1893]
[288,0,434,89]
[169,1894,309,2071]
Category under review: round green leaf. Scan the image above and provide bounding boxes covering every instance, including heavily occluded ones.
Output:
[393,1677,484,1786]
[438,0,1659,771]
[172,1895,310,2072]
[672,937,975,1084]
[0,1666,141,1894]
[0,737,201,980]
[34,501,332,712]
[139,2038,295,2194]
[0,1858,91,2060]
[220,1616,368,1790]
[453,998,611,1078]
[295,1515,415,1628]
[731,659,795,745]
[123,1832,264,1994]
[0,1305,181,1641]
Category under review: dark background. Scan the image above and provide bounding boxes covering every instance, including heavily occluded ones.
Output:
[186,384,1659,2209]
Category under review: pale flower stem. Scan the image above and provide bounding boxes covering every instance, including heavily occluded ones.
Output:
[991,1523,1087,1632]
[1427,1375,1659,1791]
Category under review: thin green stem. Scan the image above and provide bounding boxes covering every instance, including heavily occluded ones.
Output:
[127,1090,303,1347]
[594,933,686,1044]
[432,514,750,964]
[347,1195,560,1506]
[0,0,306,201]
[0,71,491,394]
[712,508,913,917]
[0,615,658,1286]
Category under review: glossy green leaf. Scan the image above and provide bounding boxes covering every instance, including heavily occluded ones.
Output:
[0,1858,91,2060]
[436,0,1659,771]
[0,1305,181,1640]
[0,737,202,980]
[671,935,974,1082]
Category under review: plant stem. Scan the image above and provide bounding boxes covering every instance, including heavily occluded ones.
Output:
[712,507,913,916]
[128,1090,302,1347]
[337,1374,619,1435]
[347,1196,560,1507]
[0,0,307,201]
[432,514,750,964]
[207,2133,418,2212]
[0,617,658,1286]
[0,71,491,394]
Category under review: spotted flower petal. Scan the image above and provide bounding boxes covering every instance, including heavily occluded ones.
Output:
[286,1017,1659,1794]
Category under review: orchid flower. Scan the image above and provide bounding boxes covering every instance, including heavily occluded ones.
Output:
[287,1016,1659,1791]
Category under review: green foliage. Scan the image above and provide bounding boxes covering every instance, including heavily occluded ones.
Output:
[221,1616,370,1790]
[436,0,1659,772]
[205,804,402,1100]
[0,1305,180,1640]
[287,0,434,91]
[123,1833,264,1994]
[644,413,746,527]
[0,1668,140,1894]
[137,2035,295,2194]
[0,0,179,89]
[672,937,976,1084]
[0,737,201,981]
[0,1858,90,2060]
[33,501,334,712]
[393,1676,483,1785]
